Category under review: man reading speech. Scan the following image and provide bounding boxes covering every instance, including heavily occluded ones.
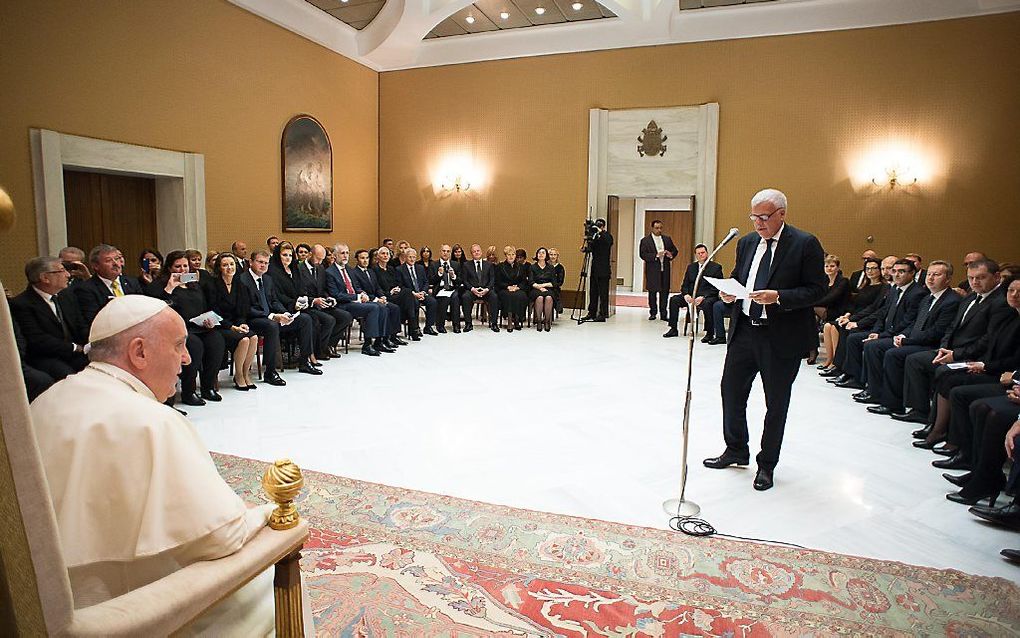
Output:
[704,188,826,491]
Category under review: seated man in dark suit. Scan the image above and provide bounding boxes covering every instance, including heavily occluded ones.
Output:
[298,244,353,356]
[325,244,390,357]
[13,312,55,401]
[73,243,143,327]
[857,260,960,412]
[460,243,499,332]
[664,243,723,340]
[239,250,320,385]
[896,259,1005,428]
[398,247,438,335]
[11,256,89,381]
[351,249,405,347]
[429,244,463,333]
[835,259,927,390]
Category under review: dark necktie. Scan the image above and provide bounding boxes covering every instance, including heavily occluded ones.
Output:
[409,265,418,289]
[885,287,902,325]
[53,296,71,340]
[750,239,774,321]
[255,276,268,311]
[476,261,482,279]
[340,267,354,295]
[963,295,982,323]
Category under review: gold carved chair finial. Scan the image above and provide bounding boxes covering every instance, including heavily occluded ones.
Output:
[263,458,304,531]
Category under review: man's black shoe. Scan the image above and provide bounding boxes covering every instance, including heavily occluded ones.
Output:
[701,334,714,343]
[912,424,933,439]
[867,405,893,415]
[298,361,323,375]
[835,378,866,390]
[375,342,396,353]
[361,343,380,356]
[490,324,500,332]
[943,472,972,487]
[409,332,422,341]
[593,316,606,322]
[463,324,473,332]
[969,502,1020,530]
[663,327,679,338]
[201,389,223,402]
[452,325,461,333]
[264,372,287,386]
[819,367,842,378]
[1000,548,1020,563]
[892,409,928,424]
[581,314,596,321]
[391,336,409,346]
[181,392,206,407]
[932,453,970,470]
[753,468,775,491]
[436,326,447,334]
[707,337,726,345]
[648,314,656,321]
[425,326,439,336]
[703,453,750,469]
[932,443,958,456]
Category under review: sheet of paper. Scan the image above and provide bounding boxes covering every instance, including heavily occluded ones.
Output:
[945,362,970,370]
[703,277,750,300]
[436,289,455,297]
[189,310,222,326]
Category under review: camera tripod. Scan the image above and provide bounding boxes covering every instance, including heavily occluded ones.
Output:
[570,245,593,324]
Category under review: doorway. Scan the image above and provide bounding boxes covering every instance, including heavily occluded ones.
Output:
[631,196,695,294]
[63,170,158,267]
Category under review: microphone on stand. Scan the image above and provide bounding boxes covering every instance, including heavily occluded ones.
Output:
[662,227,740,519]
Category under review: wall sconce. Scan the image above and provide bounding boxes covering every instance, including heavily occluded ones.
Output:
[440,174,471,192]
[872,164,917,189]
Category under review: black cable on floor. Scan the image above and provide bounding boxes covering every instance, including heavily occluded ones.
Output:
[668,515,806,549]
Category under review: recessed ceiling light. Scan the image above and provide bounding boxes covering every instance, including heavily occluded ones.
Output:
[572,1,582,9]
[340,0,348,3]
[465,14,475,23]
[499,11,510,19]
[535,6,545,14]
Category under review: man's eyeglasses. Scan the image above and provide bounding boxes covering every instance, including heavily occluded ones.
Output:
[749,208,784,223]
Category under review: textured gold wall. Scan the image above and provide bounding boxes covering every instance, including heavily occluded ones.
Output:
[0,0,378,285]
[380,14,1020,279]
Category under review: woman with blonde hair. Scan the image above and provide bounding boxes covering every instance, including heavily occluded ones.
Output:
[496,245,529,331]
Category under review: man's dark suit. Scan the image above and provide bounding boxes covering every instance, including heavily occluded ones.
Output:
[12,312,55,401]
[298,259,354,353]
[428,260,462,329]
[586,230,614,319]
[398,262,437,330]
[325,263,384,339]
[460,258,499,327]
[73,274,142,327]
[667,260,723,334]
[638,233,677,318]
[238,270,314,374]
[10,287,89,380]
[842,281,928,383]
[720,224,826,471]
[864,289,961,409]
[903,288,1007,415]
[349,266,401,337]
[847,268,869,294]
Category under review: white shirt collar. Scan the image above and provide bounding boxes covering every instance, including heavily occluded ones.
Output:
[32,286,54,303]
[930,287,947,301]
[758,223,785,244]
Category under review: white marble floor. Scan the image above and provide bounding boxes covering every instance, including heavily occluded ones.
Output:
[191,306,1020,582]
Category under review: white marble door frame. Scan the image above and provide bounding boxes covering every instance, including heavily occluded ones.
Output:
[30,129,207,257]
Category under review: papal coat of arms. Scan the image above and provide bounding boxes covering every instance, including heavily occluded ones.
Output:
[637,120,667,157]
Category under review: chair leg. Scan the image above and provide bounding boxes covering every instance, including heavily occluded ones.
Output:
[273,549,305,637]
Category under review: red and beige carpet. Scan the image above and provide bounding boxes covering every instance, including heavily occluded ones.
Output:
[214,453,1020,636]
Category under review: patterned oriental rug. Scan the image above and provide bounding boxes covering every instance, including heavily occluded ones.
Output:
[214,454,1020,636]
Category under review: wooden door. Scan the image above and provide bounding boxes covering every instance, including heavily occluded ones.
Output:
[64,170,157,268]
[606,195,619,316]
[641,210,694,292]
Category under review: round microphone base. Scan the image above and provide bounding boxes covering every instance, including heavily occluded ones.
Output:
[663,498,701,519]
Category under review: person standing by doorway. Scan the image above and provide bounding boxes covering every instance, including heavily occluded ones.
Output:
[639,220,678,321]
[583,219,613,322]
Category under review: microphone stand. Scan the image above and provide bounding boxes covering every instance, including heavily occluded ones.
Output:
[663,230,737,519]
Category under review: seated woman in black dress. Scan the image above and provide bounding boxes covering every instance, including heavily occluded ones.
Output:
[549,247,566,313]
[145,250,225,405]
[529,247,557,332]
[373,246,420,338]
[451,243,466,265]
[269,241,331,366]
[810,255,851,364]
[419,245,434,275]
[496,245,529,331]
[205,252,259,390]
[820,257,882,373]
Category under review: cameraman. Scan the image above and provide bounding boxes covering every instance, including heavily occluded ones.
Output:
[582,218,613,322]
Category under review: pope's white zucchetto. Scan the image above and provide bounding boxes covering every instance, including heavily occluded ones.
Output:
[89,295,170,343]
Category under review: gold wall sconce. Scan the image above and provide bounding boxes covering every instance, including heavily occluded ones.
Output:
[440,174,471,192]
[871,164,918,189]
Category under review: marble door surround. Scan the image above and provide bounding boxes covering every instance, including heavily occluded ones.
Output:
[30,129,207,258]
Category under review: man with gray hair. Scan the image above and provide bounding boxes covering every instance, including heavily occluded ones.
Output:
[704,188,826,491]
[73,243,143,326]
[10,255,89,380]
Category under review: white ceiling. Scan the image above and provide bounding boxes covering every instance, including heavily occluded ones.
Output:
[230,0,1020,71]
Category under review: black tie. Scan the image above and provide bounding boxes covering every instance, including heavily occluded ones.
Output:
[476,261,481,278]
[53,297,71,340]
[750,239,774,321]
[963,295,982,322]
[410,265,418,289]
[255,277,268,311]
[885,287,902,325]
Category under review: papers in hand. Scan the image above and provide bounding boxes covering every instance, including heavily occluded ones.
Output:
[946,362,970,370]
[189,311,222,327]
[704,277,751,300]
[436,289,455,298]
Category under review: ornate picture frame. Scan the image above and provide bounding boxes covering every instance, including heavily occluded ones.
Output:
[281,114,332,232]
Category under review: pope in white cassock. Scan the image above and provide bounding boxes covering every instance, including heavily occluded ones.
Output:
[30,295,286,635]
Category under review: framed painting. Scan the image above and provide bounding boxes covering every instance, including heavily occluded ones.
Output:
[282,114,332,232]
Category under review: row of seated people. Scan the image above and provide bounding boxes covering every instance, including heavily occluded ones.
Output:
[11,239,569,408]
[810,251,1020,555]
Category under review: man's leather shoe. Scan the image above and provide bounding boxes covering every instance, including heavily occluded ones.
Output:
[490,324,500,332]
[969,502,1020,529]
[361,343,380,356]
[298,362,323,375]
[707,337,726,345]
[932,453,970,470]
[854,392,879,404]
[892,409,928,424]
[830,373,850,383]
[867,405,893,415]
[425,326,439,336]
[452,326,461,333]
[913,437,944,449]
[309,360,323,368]
[437,326,448,334]
[463,324,473,332]
[1000,548,1020,563]
[701,334,714,343]
[932,443,958,456]
[593,316,606,322]
[181,392,206,407]
[391,336,408,346]
[912,424,933,439]
[264,372,286,386]
[201,389,222,402]
[648,314,657,321]
[375,342,396,353]
[409,332,422,341]
[943,472,972,487]
[703,453,750,469]
[947,490,997,507]
[753,468,775,491]
[819,368,842,378]
[663,327,679,338]
[835,378,866,390]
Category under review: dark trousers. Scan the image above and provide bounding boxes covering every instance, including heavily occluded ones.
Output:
[589,274,610,317]
[380,302,401,336]
[947,383,1005,452]
[667,295,715,336]
[712,300,732,339]
[436,290,462,327]
[903,349,939,413]
[416,294,438,329]
[842,330,871,382]
[27,352,88,381]
[965,395,1020,495]
[876,344,928,411]
[647,290,668,318]
[320,306,353,349]
[306,307,336,356]
[339,301,382,338]
[720,316,803,470]
[181,330,226,393]
[23,364,55,402]
[250,314,314,372]
[462,289,499,326]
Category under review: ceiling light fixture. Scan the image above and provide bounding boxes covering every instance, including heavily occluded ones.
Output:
[499,11,510,19]
[465,14,475,23]
[340,0,349,3]
[572,1,582,9]
[535,6,546,14]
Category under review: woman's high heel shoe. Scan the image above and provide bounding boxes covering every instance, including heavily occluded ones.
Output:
[233,380,250,391]
[806,349,818,365]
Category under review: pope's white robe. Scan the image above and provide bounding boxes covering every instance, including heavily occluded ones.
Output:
[31,362,277,636]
